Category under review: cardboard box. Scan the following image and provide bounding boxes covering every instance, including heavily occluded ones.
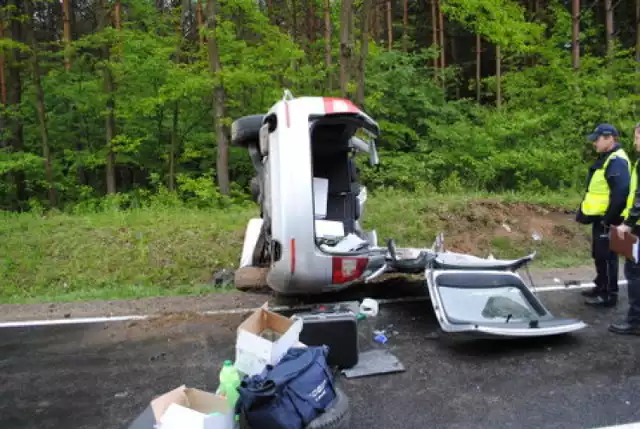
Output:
[235,302,303,376]
[126,385,233,429]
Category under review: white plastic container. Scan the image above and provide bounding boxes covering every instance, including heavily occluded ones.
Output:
[359,298,379,318]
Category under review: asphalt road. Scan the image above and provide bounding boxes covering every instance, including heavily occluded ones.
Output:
[1,287,639,429]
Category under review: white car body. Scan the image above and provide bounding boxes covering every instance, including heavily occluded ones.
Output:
[231,91,587,339]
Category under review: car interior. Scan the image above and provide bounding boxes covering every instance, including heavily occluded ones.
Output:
[309,117,363,237]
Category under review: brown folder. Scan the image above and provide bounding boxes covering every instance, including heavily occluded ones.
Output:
[609,226,639,262]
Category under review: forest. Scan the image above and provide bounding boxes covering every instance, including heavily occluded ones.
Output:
[0,0,637,212]
[0,0,638,302]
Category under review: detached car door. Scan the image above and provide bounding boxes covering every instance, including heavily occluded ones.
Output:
[426,269,587,338]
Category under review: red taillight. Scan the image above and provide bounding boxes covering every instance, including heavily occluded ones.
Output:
[332,257,368,284]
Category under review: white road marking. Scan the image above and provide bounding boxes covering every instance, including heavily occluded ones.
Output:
[0,280,628,329]
[590,423,640,429]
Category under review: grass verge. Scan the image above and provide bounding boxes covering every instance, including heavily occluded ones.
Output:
[0,190,591,304]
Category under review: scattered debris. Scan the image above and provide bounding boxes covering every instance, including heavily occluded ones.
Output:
[149,352,167,362]
[211,269,235,287]
[342,349,405,379]
[374,334,388,344]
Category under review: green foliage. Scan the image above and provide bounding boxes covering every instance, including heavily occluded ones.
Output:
[0,190,590,303]
[440,0,544,51]
[0,0,637,211]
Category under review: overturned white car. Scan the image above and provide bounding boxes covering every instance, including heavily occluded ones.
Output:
[230,90,587,339]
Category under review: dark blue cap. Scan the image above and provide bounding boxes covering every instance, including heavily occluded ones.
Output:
[588,123,619,141]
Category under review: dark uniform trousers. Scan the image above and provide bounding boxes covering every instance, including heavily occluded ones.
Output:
[591,222,619,297]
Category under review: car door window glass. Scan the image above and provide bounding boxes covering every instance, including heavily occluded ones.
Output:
[438,285,541,324]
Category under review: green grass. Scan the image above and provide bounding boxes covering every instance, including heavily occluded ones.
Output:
[0,190,591,304]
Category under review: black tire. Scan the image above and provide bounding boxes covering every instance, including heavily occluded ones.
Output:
[231,114,265,147]
[251,221,270,266]
[305,387,350,429]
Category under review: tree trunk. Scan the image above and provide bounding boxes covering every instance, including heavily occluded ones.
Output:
[604,0,613,58]
[437,0,444,69]
[476,33,481,103]
[169,102,179,191]
[450,31,459,98]
[386,0,392,50]
[402,0,408,51]
[206,0,230,195]
[196,0,205,46]
[8,0,27,207]
[0,18,6,148]
[114,0,122,29]
[496,44,502,109]
[339,0,354,97]
[25,0,57,207]
[62,0,72,70]
[636,0,639,68]
[292,0,298,44]
[636,0,640,115]
[166,0,190,192]
[431,0,437,69]
[356,0,372,107]
[306,0,316,47]
[324,0,332,90]
[571,0,580,69]
[98,0,117,195]
[371,1,378,42]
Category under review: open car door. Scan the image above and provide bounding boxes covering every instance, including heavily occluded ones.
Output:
[425,262,587,338]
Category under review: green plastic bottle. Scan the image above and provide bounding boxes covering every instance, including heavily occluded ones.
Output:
[217,360,241,411]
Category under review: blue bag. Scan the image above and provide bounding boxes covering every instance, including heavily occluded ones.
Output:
[237,345,337,429]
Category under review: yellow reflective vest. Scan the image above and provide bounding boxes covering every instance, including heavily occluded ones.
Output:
[623,159,639,219]
[581,148,631,216]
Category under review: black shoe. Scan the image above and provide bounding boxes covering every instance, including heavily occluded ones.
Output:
[608,321,640,335]
[584,295,618,308]
[581,287,603,298]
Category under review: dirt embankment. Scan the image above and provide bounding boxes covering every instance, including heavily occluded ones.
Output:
[435,200,588,255]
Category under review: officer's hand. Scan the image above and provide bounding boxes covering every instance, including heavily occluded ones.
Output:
[616,224,631,239]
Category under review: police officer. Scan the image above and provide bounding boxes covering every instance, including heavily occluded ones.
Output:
[577,124,631,307]
[610,122,640,335]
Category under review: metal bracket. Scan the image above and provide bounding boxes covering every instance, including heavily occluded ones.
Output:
[282,89,294,101]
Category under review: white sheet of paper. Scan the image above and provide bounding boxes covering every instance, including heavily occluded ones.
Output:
[315,219,345,238]
[313,177,329,219]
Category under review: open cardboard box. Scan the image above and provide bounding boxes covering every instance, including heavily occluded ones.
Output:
[235,302,304,376]
[126,385,233,429]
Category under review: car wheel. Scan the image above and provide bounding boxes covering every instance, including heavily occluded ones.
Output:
[234,266,269,291]
[305,387,350,429]
[231,114,265,147]
[251,221,270,266]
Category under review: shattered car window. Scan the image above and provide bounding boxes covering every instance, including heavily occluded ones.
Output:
[438,286,540,324]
